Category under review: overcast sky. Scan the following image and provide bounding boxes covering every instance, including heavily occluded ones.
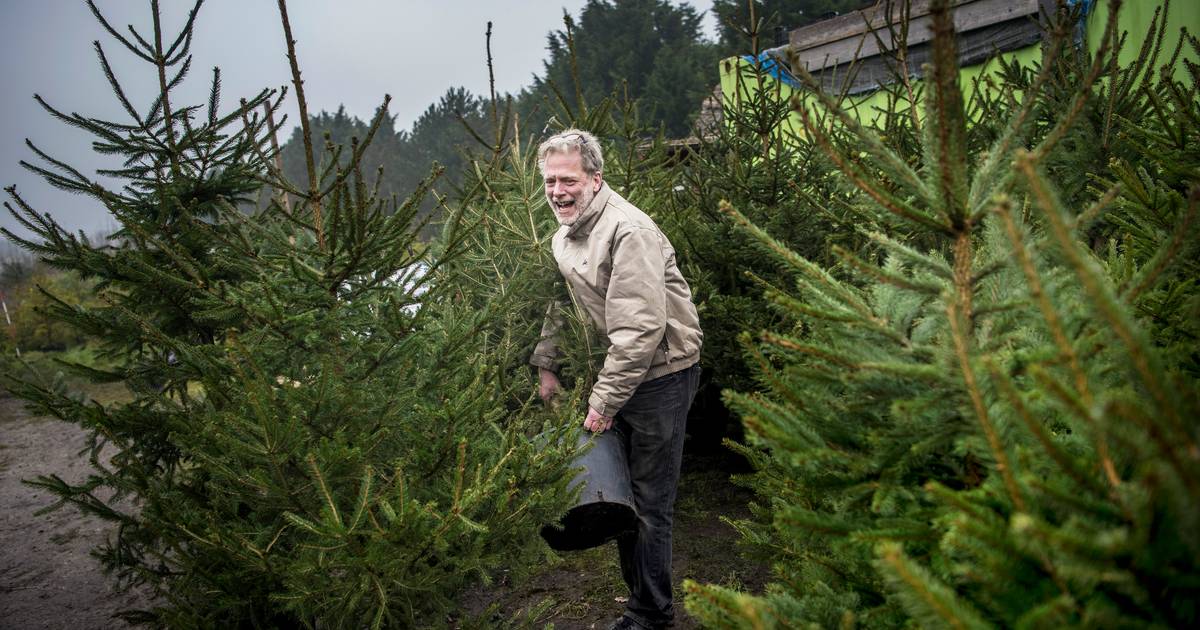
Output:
[0,0,717,248]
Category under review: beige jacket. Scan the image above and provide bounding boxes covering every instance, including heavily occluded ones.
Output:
[530,184,702,417]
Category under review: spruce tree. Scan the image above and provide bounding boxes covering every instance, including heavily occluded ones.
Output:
[684,0,1200,626]
[651,33,864,444]
[532,0,719,138]
[2,2,578,626]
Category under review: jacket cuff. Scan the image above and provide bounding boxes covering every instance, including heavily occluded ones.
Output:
[529,353,559,371]
[588,392,621,418]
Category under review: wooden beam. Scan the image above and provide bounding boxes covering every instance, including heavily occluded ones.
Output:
[789,0,949,51]
[791,0,1038,72]
[802,18,1043,95]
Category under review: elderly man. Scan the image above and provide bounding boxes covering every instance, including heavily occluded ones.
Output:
[530,128,702,630]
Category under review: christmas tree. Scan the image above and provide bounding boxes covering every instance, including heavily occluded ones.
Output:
[685,0,1200,626]
[2,2,579,625]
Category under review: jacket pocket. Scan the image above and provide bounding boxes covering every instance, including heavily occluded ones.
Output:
[663,318,700,362]
[655,333,670,364]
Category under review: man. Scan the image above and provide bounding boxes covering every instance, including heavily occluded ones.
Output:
[530,128,703,630]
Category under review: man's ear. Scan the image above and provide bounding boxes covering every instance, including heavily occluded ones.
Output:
[592,171,603,192]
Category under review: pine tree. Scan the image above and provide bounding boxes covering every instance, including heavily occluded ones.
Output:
[684,0,1200,626]
[533,0,719,138]
[650,19,866,445]
[275,106,420,215]
[276,87,498,240]
[1,2,578,626]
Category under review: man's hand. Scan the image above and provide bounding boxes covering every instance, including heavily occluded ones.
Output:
[538,368,562,404]
[584,406,613,433]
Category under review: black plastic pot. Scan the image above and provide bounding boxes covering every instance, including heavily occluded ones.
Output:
[540,430,638,551]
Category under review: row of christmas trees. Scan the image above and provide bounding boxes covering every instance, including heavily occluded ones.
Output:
[673,0,1200,626]
[2,0,1196,626]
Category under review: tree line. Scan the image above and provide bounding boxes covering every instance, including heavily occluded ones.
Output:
[272,0,874,226]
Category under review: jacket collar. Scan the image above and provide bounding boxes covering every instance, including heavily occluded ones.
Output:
[564,183,613,240]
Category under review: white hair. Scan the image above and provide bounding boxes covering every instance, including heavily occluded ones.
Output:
[537,128,604,175]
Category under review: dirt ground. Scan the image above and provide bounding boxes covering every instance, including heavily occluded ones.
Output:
[1,391,767,629]
[459,450,769,629]
[0,396,149,630]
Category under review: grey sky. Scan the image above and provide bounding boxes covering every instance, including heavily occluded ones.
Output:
[1,1,717,247]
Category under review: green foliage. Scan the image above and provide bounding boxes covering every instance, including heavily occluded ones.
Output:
[652,56,862,442]
[408,87,494,178]
[525,0,720,138]
[277,88,495,234]
[684,1,1200,627]
[4,269,97,351]
[1,2,578,626]
[276,106,418,210]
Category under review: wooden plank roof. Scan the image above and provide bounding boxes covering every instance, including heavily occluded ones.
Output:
[770,0,1049,94]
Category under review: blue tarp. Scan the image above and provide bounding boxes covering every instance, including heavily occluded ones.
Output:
[740,50,804,89]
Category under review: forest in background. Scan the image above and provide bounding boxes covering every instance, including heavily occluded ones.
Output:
[267,0,875,235]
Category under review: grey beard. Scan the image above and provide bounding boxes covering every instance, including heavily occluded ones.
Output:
[549,188,595,226]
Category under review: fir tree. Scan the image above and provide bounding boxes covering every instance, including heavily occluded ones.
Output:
[533,0,719,138]
[650,26,865,445]
[684,0,1200,626]
[2,2,578,626]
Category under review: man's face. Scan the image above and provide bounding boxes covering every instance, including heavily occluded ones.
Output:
[543,150,602,226]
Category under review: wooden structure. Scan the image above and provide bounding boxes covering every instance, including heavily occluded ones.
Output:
[784,0,1049,93]
[653,84,722,162]
[719,0,1198,131]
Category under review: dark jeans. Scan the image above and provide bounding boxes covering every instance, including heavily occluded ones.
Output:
[612,364,700,628]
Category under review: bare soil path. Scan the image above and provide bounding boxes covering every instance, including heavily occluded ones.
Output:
[0,396,147,629]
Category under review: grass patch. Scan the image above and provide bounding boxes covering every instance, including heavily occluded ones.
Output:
[1,342,211,407]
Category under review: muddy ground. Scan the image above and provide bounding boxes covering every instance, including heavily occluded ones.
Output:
[1,391,766,629]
